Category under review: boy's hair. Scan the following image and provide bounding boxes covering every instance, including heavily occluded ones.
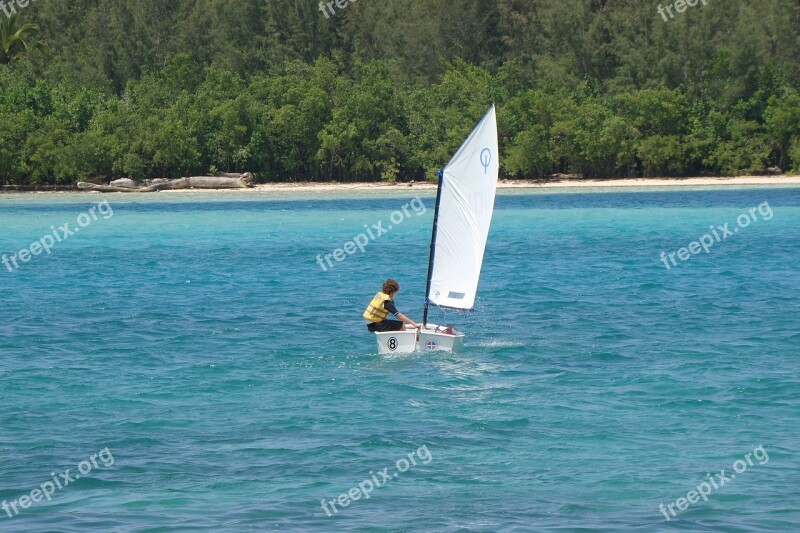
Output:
[382,279,400,295]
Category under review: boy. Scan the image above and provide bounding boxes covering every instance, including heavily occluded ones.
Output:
[363,279,420,332]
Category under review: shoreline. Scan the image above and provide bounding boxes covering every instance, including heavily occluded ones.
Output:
[250,175,800,192]
[2,175,799,195]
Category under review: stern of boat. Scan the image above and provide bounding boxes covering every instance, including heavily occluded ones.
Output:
[418,324,464,352]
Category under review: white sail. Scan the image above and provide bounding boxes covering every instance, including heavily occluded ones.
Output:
[426,105,498,311]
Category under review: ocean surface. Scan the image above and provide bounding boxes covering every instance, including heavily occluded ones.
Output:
[1,186,798,532]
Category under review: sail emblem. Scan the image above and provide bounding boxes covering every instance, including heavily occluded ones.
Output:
[480,148,492,173]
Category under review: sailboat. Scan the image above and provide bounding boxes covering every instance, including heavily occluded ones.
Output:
[374,105,499,354]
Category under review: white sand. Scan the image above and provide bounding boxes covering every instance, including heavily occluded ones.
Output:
[250,175,800,192]
[4,175,799,197]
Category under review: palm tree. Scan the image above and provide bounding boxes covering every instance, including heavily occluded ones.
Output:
[0,14,46,64]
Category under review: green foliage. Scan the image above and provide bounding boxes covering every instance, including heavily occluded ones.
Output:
[0,14,46,64]
[1,0,800,184]
[317,60,409,182]
[407,60,494,179]
[790,139,800,172]
[765,90,800,170]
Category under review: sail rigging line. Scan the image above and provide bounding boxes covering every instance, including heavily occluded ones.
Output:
[423,168,445,326]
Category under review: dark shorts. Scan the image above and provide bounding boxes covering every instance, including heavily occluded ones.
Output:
[367,320,404,333]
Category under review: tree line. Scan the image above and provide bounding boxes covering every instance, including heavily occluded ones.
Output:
[1,0,799,185]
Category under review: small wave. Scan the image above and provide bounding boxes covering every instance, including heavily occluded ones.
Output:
[472,340,525,348]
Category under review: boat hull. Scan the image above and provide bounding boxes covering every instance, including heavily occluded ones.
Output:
[374,325,464,354]
[375,330,418,354]
[418,328,464,352]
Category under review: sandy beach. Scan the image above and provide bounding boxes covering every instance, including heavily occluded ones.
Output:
[3,175,800,196]
[248,175,800,192]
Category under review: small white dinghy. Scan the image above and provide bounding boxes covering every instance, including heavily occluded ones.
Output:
[374,105,499,354]
[375,324,465,355]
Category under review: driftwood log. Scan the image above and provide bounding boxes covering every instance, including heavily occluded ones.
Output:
[77,173,254,192]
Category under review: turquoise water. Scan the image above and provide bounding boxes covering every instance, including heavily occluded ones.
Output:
[1,187,799,531]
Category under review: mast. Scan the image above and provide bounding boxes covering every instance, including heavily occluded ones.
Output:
[422,168,444,326]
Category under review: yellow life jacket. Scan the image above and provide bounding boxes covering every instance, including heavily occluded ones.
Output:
[363,292,392,323]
